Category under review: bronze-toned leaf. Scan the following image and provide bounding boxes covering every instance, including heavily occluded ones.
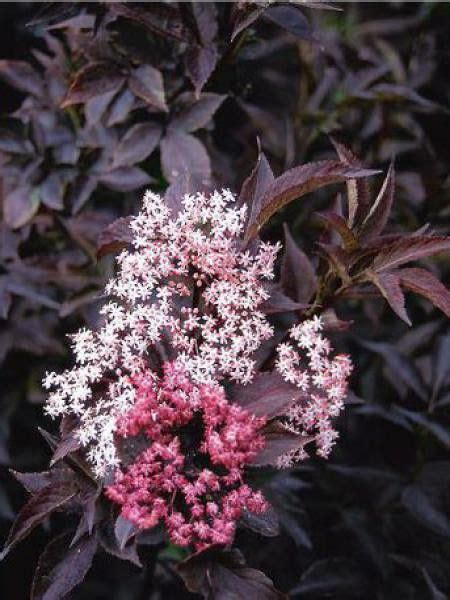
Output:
[358,162,395,242]
[317,211,359,251]
[246,160,378,241]
[398,267,450,318]
[330,138,371,229]
[366,270,411,325]
[373,236,450,272]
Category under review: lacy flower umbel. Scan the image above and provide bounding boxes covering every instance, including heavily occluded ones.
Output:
[43,188,352,549]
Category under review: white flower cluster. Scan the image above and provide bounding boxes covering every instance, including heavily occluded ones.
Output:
[43,189,279,476]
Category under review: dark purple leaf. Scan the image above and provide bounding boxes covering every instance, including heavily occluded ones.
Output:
[160,130,211,184]
[109,3,187,42]
[128,65,167,112]
[164,172,195,217]
[62,62,126,107]
[1,482,77,559]
[10,469,72,495]
[114,515,139,550]
[265,5,316,42]
[398,268,450,318]
[31,533,97,600]
[170,93,225,133]
[330,138,371,229]
[0,129,32,154]
[291,558,367,596]
[432,333,450,400]
[85,89,117,126]
[402,461,450,537]
[185,44,218,98]
[240,506,280,537]
[359,162,395,242]
[260,285,307,315]
[178,547,286,599]
[281,224,317,303]
[111,122,162,169]
[97,216,133,258]
[39,173,64,211]
[50,433,81,466]
[253,426,314,467]
[230,6,266,42]
[231,372,301,419]
[4,185,40,229]
[373,237,450,272]
[246,160,378,241]
[317,211,359,251]
[100,166,152,192]
[239,150,274,237]
[0,60,44,96]
[99,520,142,567]
[397,409,450,448]
[367,270,411,325]
[106,89,136,126]
[69,174,98,214]
[360,340,428,402]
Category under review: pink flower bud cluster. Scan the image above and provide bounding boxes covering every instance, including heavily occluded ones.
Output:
[276,316,353,466]
[105,362,267,550]
[43,189,279,475]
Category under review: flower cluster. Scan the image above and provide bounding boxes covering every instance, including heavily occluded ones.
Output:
[106,362,267,549]
[276,316,353,465]
[43,189,279,475]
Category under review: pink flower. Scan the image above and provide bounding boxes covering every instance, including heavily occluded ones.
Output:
[106,362,268,550]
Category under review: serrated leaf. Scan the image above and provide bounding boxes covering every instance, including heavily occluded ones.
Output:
[373,237,450,272]
[128,65,167,112]
[317,211,359,251]
[245,160,377,240]
[31,533,97,600]
[62,62,125,107]
[330,138,371,229]
[111,122,162,169]
[253,426,313,467]
[114,515,139,550]
[398,268,450,318]
[358,162,395,242]
[366,270,411,325]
